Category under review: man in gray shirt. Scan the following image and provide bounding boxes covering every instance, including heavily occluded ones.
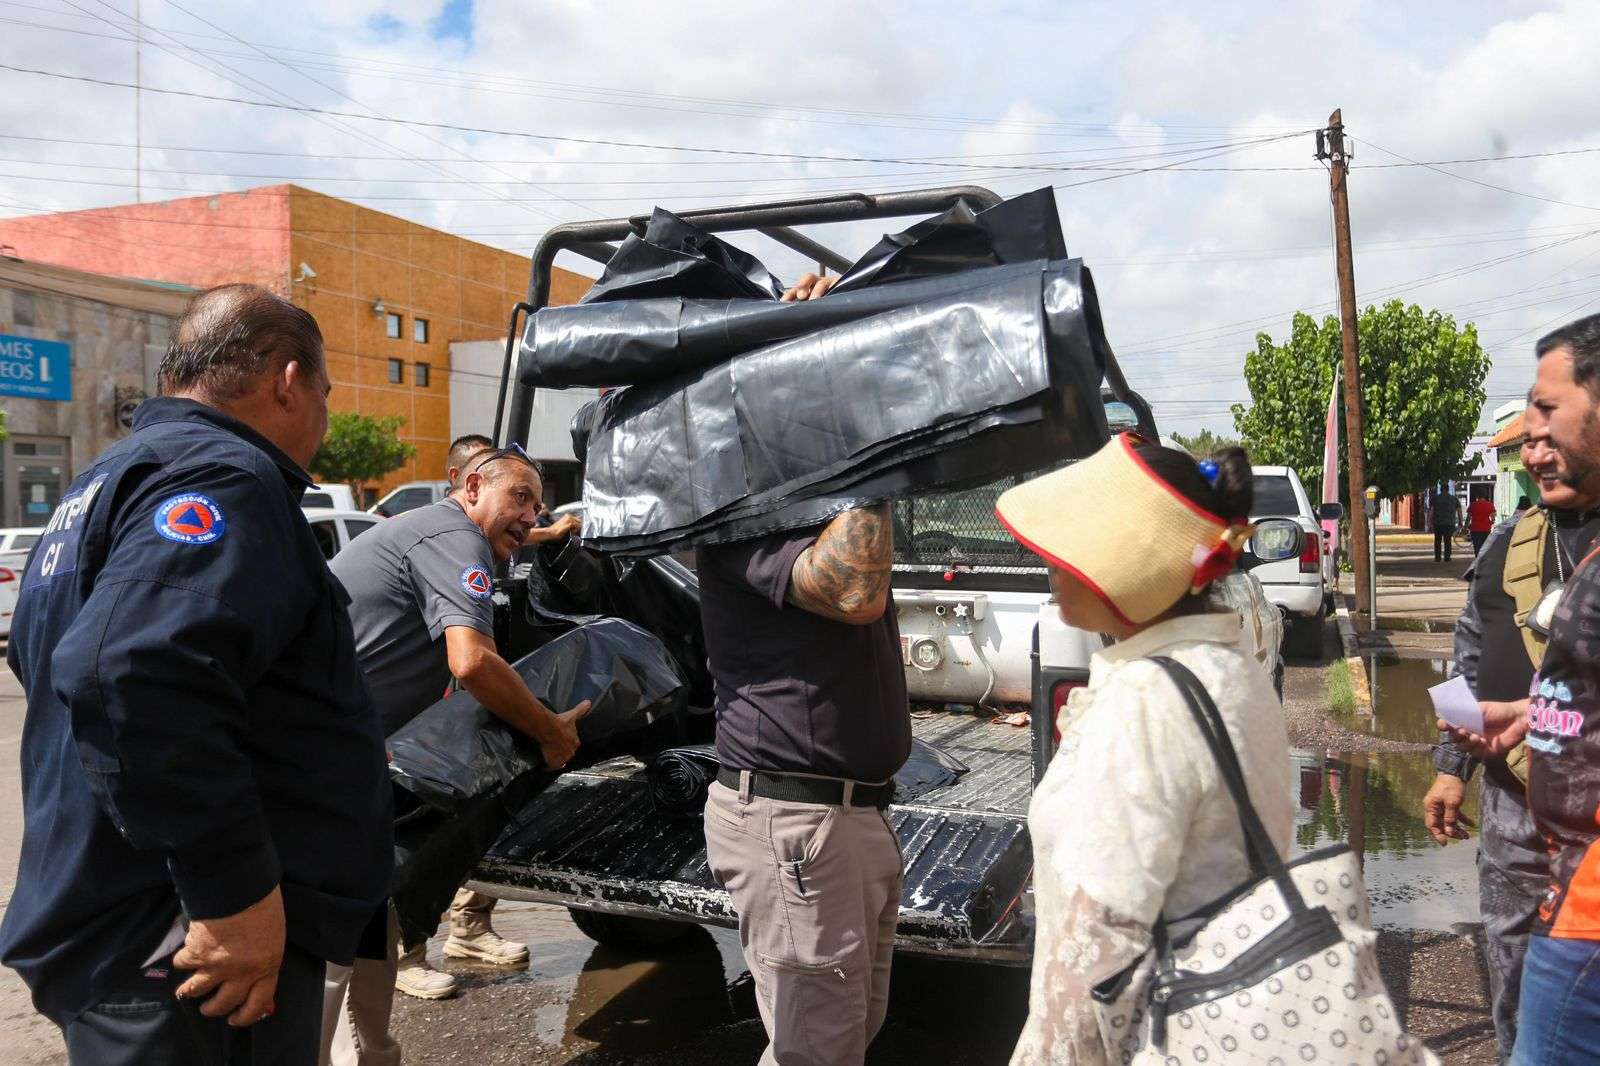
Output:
[323,447,588,1063]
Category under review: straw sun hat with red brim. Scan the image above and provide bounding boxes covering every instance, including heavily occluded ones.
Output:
[994,433,1252,626]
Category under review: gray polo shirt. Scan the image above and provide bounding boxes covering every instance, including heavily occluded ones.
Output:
[330,497,496,735]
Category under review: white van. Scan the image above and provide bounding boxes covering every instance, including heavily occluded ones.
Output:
[304,484,359,511]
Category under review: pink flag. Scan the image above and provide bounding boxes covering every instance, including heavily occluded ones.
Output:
[1321,370,1341,571]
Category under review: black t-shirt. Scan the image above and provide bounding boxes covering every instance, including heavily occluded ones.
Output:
[697,525,912,783]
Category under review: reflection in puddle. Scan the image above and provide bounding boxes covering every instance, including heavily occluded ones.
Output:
[1366,655,1455,745]
[1291,749,1479,930]
[563,928,746,1053]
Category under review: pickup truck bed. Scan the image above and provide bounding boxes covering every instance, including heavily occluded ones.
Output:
[471,707,1036,964]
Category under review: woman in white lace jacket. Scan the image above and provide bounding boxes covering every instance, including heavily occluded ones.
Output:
[994,434,1293,1064]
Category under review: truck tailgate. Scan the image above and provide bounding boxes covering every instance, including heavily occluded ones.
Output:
[473,709,1035,962]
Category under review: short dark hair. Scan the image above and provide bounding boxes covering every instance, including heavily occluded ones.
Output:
[446,433,494,486]
[159,284,324,401]
[1536,312,1600,397]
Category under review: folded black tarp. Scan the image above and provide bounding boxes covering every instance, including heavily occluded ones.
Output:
[645,739,971,819]
[518,188,1112,555]
[387,618,689,814]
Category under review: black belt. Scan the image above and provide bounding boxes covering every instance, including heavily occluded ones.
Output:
[716,768,894,809]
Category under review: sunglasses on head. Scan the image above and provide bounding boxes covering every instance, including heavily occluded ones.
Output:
[466,442,540,477]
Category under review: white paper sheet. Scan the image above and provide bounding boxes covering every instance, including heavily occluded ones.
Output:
[1428,674,1485,735]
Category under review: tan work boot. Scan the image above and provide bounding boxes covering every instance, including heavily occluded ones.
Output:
[443,928,530,967]
[394,944,457,1000]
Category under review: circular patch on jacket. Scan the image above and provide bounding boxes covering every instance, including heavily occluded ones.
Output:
[460,565,493,599]
[153,493,226,544]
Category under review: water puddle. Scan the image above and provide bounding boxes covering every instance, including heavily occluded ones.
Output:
[1364,655,1457,745]
[1291,748,1479,930]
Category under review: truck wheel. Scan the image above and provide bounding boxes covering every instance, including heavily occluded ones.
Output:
[567,908,697,951]
[1285,614,1324,660]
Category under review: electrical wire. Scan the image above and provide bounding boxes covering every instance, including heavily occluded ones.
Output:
[0,62,1312,169]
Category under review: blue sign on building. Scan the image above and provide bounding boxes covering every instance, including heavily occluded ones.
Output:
[0,334,72,402]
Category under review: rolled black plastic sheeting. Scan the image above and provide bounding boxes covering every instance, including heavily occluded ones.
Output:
[645,739,971,819]
[574,258,1108,554]
[645,744,721,819]
[387,618,688,814]
[533,188,1112,555]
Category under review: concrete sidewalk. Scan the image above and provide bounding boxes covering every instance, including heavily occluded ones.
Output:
[1342,525,1468,659]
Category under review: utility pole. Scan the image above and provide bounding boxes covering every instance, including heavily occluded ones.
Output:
[134,0,142,203]
[1317,109,1371,617]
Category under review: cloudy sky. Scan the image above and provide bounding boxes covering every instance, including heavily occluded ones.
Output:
[3,0,1599,432]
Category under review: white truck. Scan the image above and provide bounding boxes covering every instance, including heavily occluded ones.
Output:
[470,185,1291,964]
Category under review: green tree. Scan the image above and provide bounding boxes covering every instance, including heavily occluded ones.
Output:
[0,409,7,443]
[1230,301,1489,498]
[1169,428,1243,458]
[308,412,415,498]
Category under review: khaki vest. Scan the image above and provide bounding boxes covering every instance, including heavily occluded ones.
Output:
[1498,507,1550,783]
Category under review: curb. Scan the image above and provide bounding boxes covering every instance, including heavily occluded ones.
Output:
[1334,594,1374,716]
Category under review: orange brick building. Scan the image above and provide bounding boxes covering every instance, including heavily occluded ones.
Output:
[0,186,592,494]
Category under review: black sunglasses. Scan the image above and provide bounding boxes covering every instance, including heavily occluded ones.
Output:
[466,442,541,478]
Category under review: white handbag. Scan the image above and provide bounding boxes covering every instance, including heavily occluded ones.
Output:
[1090,657,1438,1065]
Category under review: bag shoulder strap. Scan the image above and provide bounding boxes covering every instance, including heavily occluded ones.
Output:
[1503,508,1550,667]
[1147,655,1308,915]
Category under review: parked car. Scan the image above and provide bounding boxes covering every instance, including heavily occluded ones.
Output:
[0,549,23,639]
[1249,465,1332,657]
[303,483,359,511]
[370,480,450,517]
[0,528,44,554]
[303,508,382,560]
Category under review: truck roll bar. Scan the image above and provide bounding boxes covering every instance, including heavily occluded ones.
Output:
[496,185,1140,448]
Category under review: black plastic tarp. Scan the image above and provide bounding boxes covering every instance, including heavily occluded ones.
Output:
[517,188,1112,555]
[387,618,689,814]
[580,206,785,305]
[645,739,970,818]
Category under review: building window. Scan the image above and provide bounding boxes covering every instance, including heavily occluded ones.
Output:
[385,311,402,340]
[413,317,429,343]
[414,361,430,388]
[387,358,403,384]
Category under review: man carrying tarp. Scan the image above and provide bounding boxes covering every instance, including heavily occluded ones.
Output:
[699,272,914,1066]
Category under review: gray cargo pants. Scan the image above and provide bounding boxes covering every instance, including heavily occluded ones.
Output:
[1478,773,1549,1063]
[704,777,903,1066]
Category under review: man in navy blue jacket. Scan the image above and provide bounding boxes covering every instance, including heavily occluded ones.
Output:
[2,284,393,1064]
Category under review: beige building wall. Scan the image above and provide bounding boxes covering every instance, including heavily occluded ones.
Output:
[285,187,592,496]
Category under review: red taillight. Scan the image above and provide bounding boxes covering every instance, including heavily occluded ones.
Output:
[0,567,14,583]
[1050,679,1085,743]
[1299,529,1319,573]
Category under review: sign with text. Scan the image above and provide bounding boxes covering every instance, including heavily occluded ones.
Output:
[0,334,72,402]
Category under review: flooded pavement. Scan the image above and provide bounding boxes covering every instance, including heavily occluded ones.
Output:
[1292,750,1480,930]
[1293,653,1482,930]
[1367,655,1457,745]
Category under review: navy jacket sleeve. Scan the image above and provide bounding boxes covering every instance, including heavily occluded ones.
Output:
[49,463,312,920]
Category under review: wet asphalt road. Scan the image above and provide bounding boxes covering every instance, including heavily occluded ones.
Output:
[0,628,1499,1063]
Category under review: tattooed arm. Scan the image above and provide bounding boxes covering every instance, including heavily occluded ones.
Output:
[787,504,894,625]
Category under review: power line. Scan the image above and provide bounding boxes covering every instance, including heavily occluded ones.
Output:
[0,62,1310,169]
[0,131,1294,167]
[0,4,1306,138]
[1354,137,1600,214]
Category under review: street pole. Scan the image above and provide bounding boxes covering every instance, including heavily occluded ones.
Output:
[134,0,142,204]
[1318,109,1371,617]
